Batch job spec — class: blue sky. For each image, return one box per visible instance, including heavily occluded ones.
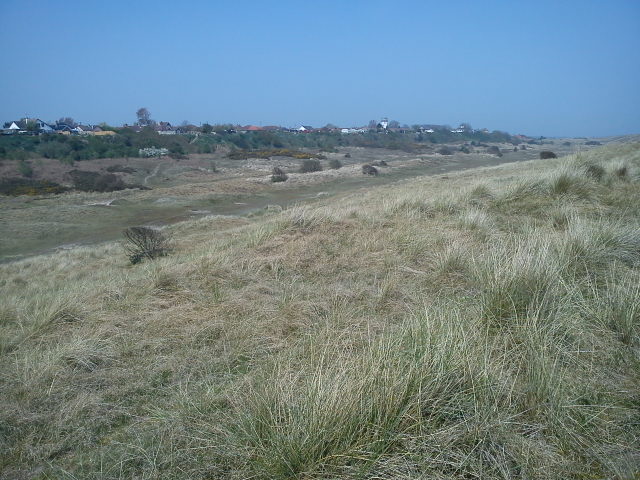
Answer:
[1,1,638,136]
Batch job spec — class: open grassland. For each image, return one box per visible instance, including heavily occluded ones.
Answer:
[1,143,639,479]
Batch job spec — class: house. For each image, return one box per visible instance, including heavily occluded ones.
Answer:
[155,122,176,135]
[3,121,21,134]
[238,125,264,133]
[4,118,55,134]
[297,125,313,132]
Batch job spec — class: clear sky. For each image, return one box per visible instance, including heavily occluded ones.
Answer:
[1,1,638,136]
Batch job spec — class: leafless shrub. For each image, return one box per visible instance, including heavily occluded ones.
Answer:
[123,227,170,264]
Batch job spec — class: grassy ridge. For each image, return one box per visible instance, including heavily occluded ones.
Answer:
[1,143,639,478]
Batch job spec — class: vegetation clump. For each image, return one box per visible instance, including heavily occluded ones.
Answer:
[228,148,324,160]
[487,145,502,157]
[68,169,126,192]
[540,150,557,159]
[271,166,288,182]
[362,164,378,175]
[122,226,170,264]
[0,177,68,196]
[299,159,322,173]
[328,158,342,169]
[105,165,136,174]
[437,147,454,155]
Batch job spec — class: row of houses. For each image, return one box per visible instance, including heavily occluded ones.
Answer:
[2,118,115,136]
[3,117,490,137]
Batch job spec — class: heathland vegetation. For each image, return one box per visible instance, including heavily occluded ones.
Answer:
[0,127,520,163]
[1,143,639,478]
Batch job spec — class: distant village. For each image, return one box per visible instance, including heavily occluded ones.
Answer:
[2,116,495,137]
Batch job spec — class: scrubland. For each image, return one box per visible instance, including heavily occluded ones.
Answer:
[1,143,639,479]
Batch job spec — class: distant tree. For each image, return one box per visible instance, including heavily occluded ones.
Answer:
[324,123,338,129]
[56,117,77,127]
[24,120,39,133]
[367,120,378,129]
[201,123,213,134]
[388,120,400,128]
[136,107,152,126]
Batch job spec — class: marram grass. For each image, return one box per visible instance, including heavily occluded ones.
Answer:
[1,143,639,479]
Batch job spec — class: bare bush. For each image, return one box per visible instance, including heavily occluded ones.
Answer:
[123,227,170,264]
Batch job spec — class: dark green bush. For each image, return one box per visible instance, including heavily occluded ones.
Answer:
[540,151,557,159]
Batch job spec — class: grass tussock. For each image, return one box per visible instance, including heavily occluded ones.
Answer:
[1,143,639,478]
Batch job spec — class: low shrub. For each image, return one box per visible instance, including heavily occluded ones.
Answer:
[299,159,322,173]
[0,178,68,196]
[69,170,126,192]
[228,149,323,160]
[540,151,557,159]
[271,166,288,182]
[372,160,388,167]
[487,146,502,157]
[362,164,378,176]
[122,226,170,264]
[18,160,33,177]
[437,147,453,155]
[585,140,601,146]
[328,159,342,169]
[344,153,351,158]
[106,165,136,174]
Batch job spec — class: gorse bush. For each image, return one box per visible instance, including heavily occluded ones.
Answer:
[0,177,68,196]
[122,226,170,264]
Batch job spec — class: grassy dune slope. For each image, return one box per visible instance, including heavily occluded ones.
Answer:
[1,144,639,479]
